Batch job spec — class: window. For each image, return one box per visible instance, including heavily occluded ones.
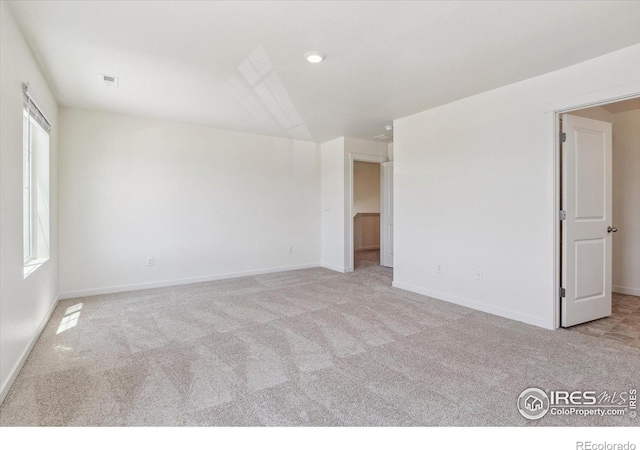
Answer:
[23,84,51,277]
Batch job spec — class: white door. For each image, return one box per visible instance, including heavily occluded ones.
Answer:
[380,162,394,268]
[562,114,613,327]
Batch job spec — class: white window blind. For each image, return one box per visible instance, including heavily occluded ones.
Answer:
[23,83,51,134]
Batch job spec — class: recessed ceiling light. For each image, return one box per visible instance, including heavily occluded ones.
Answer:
[385,125,393,131]
[304,51,325,64]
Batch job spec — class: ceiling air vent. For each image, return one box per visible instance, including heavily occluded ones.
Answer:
[102,74,119,87]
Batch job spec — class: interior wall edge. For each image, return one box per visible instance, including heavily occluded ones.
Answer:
[391,281,553,330]
[613,286,640,297]
[58,262,321,300]
[0,294,61,406]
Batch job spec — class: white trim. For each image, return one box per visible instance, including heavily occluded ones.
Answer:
[548,84,640,329]
[320,263,352,273]
[59,263,321,300]
[23,257,49,278]
[0,293,60,405]
[392,281,551,330]
[23,82,52,130]
[347,153,388,272]
[380,161,394,269]
[548,108,562,330]
[613,286,640,297]
[544,81,640,113]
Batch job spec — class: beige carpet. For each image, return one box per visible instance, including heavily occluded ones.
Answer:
[1,260,638,426]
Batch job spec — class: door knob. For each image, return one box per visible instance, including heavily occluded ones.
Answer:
[607,226,618,233]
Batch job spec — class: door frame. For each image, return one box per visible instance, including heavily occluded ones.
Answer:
[545,81,640,329]
[347,153,388,272]
[380,161,394,268]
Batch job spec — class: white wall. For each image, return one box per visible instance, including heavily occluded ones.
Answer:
[0,2,59,402]
[353,161,380,214]
[320,136,387,271]
[612,108,640,296]
[394,44,640,329]
[320,137,345,272]
[58,108,320,297]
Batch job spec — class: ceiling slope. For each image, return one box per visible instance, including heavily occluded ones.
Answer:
[8,1,640,142]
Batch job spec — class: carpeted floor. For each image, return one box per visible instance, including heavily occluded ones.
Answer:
[1,257,638,426]
[354,248,381,270]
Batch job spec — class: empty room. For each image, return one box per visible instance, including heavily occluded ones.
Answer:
[1,0,639,445]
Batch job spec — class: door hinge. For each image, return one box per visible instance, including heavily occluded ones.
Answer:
[560,210,567,220]
[560,287,566,298]
[560,132,566,143]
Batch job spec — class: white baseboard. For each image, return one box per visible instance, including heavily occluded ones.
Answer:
[613,285,640,297]
[391,280,552,330]
[320,263,348,273]
[59,262,321,300]
[0,293,60,405]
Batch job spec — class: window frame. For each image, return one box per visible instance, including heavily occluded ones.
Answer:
[22,84,51,276]
[23,109,35,265]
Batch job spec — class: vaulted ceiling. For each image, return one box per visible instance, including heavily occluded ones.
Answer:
[9,1,640,142]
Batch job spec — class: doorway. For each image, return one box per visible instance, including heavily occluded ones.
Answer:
[347,153,393,273]
[353,161,381,270]
[558,97,640,346]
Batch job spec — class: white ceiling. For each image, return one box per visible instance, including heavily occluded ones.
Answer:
[602,97,640,114]
[9,1,640,143]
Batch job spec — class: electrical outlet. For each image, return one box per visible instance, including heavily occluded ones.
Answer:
[436,264,443,273]
[475,269,483,281]
[147,257,154,267]
[288,246,294,254]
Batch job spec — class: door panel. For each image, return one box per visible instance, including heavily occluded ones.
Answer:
[562,114,612,327]
[575,130,606,219]
[574,239,605,300]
